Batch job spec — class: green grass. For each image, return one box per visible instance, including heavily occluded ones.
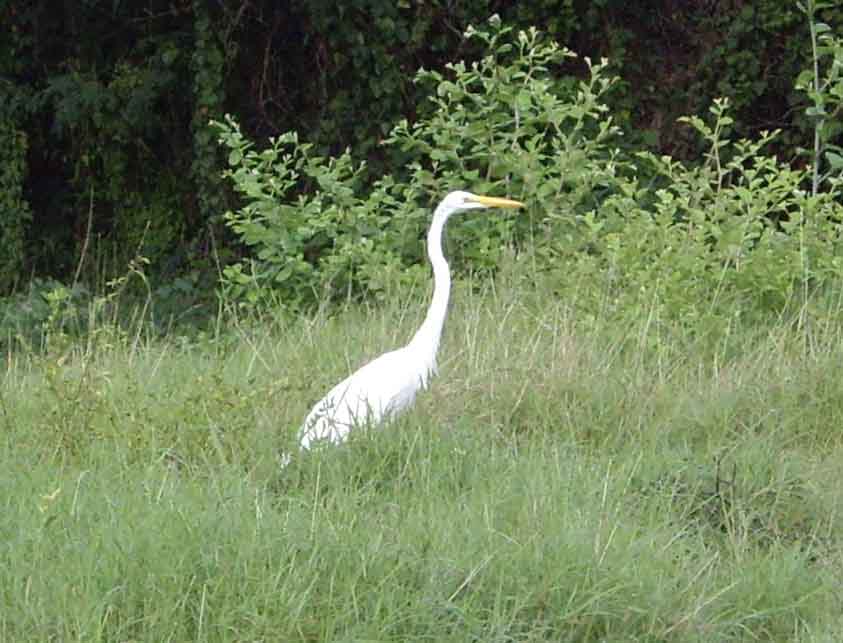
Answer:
[3,279,843,642]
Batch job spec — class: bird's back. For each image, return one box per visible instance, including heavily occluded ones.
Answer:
[298,344,436,449]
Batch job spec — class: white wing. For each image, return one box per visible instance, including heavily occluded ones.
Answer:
[298,345,434,450]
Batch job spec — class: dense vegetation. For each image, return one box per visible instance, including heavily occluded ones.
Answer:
[4,267,843,640]
[1,0,842,305]
[3,3,843,640]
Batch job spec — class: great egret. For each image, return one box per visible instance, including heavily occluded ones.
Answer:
[297,191,524,451]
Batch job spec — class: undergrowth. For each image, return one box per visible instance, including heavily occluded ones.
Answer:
[2,274,843,641]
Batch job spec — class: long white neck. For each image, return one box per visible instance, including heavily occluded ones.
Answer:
[408,206,452,363]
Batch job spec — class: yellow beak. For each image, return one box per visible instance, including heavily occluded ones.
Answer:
[468,195,525,209]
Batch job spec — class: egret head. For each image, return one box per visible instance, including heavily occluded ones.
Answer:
[439,190,525,215]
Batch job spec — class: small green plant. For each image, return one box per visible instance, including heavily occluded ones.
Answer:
[0,279,88,354]
[213,121,383,307]
[0,253,153,357]
[796,0,843,194]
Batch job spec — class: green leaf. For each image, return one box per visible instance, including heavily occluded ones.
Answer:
[515,91,532,112]
[825,151,843,169]
[795,69,814,89]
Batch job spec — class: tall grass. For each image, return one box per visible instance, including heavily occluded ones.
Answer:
[2,273,843,641]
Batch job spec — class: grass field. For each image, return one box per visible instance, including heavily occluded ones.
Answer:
[2,276,843,641]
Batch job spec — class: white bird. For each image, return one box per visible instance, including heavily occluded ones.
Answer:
[297,190,524,451]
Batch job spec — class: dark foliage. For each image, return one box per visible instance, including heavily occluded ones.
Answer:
[1,0,840,298]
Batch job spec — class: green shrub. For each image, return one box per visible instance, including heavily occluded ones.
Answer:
[552,98,843,325]
[796,0,843,194]
[214,16,620,308]
[215,15,843,328]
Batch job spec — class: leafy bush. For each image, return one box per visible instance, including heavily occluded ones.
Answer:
[216,15,843,327]
[0,255,154,355]
[553,99,843,327]
[214,16,620,308]
[796,0,843,194]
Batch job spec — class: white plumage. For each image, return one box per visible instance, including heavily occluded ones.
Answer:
[297,190,524,451]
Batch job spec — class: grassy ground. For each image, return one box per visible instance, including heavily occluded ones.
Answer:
[2,276,843,642]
